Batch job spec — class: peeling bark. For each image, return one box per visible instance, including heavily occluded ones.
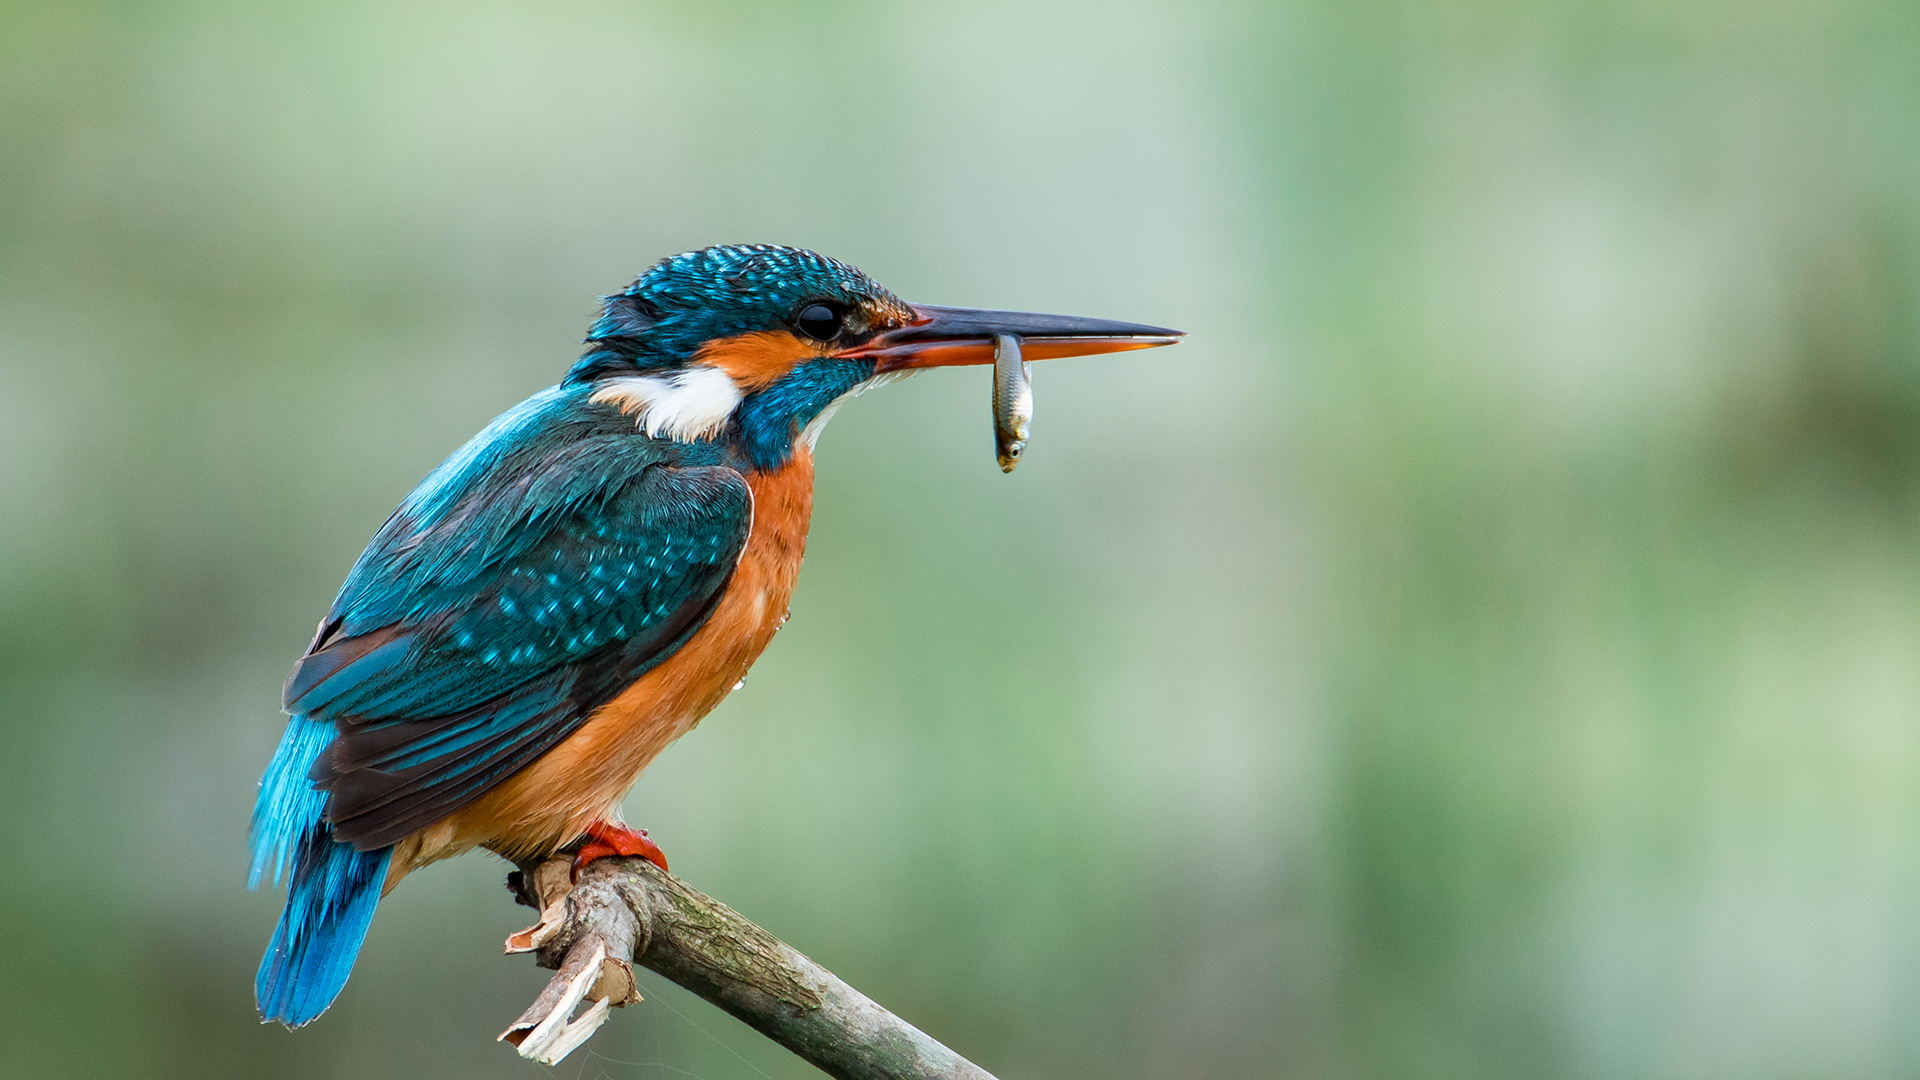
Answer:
[498,855,998,1080]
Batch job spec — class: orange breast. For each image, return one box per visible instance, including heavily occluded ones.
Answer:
[386,451,816,880]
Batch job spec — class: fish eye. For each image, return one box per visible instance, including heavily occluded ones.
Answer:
[794,303,842,342]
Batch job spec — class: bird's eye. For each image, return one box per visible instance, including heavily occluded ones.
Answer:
[795,303,842,342]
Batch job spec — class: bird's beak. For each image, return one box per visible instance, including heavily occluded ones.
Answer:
[838,305,1184,372]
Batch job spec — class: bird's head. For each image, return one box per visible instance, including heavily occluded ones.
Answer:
[566,244,1181,470]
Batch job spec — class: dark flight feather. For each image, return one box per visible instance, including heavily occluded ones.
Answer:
[282,388,752,851]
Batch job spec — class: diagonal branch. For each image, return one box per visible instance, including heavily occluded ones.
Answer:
[497,855,999,1080]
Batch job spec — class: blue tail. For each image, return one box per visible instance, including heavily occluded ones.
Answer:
[256,833,390,1026]
[251,716,391,1027]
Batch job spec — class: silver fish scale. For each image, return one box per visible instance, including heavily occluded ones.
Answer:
[992,333,1031,472]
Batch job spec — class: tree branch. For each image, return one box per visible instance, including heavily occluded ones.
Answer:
[497,855,1000,1079]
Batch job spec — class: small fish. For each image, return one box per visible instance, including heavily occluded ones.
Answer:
[992,333,1031,473]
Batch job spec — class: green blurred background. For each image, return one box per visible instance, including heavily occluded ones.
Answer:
[4,1,1920,1077]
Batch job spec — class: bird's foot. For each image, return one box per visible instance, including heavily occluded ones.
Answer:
[571,821,668,880]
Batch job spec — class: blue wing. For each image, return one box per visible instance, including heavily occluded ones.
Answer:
[282,412,752,852]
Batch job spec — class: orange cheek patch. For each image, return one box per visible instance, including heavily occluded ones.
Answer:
[695,330,820,391]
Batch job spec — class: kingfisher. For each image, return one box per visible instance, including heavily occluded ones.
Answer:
[249,243,1181,1026]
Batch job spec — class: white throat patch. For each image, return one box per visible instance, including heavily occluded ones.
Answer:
[798,371,909,451]
[591,365,743,442]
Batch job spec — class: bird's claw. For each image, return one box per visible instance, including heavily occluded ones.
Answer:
[571,821,668,881]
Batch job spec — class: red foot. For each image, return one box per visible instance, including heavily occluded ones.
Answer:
[571,820,669,881]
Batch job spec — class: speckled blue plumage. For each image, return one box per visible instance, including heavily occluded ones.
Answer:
[261,381,753,841]
[251,383,751,1024]
[252,244,896,1027]
[574,245,897,469]
[571,243,905,381]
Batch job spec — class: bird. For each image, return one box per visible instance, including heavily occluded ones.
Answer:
[248,243,1181,1027]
